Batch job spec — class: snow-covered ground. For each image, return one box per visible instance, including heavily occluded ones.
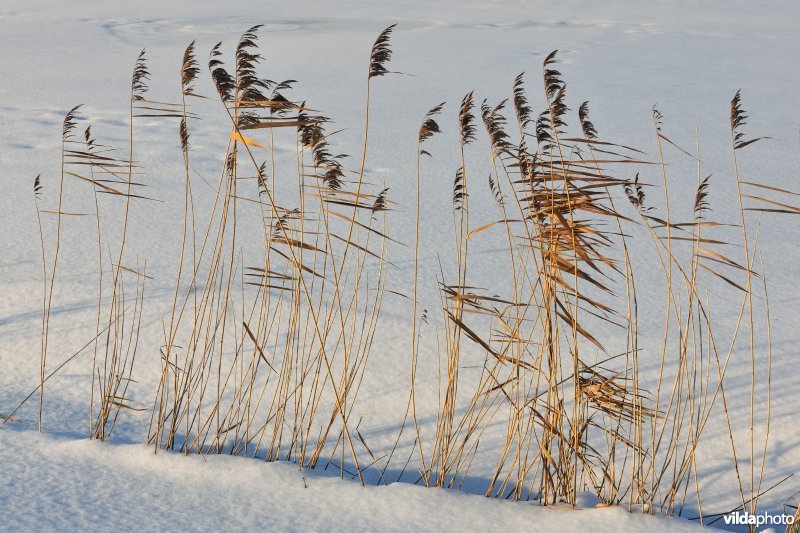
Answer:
[1,0,799,531]
[2,430,706,532]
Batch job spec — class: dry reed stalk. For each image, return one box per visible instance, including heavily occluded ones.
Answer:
[39,105,82,432]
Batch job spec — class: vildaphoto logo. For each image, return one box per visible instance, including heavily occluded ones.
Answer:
[722,510,795,527]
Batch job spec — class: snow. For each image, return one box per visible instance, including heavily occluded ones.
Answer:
[0,430,702,532]
[1,0,799,531]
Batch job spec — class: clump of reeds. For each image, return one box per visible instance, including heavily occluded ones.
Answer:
[10,24,799,530]
[142,25,397,486]
[397,51,796,527]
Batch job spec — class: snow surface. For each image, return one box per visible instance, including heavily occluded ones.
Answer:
[1,0,799,531]
[1,430,705,532]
